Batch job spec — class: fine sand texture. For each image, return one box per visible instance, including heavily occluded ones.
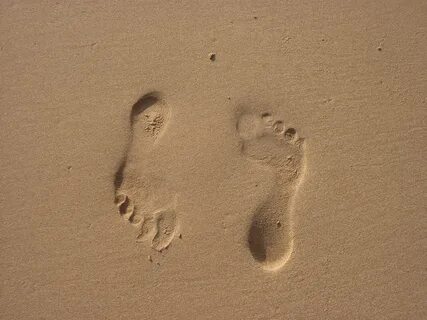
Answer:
[1,1,426,319]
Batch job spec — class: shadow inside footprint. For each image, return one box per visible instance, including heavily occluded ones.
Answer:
[114,158,126,190]
[248,219,267,262]
[130,93,159,124]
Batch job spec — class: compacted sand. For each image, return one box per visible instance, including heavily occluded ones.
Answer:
[1,1,426,319]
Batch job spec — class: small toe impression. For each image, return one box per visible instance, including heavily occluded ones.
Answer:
[272,120,285,135]
[116,194,134,217]
[284,127,297,142]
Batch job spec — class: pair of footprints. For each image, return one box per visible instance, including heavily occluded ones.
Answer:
[114,92,305,271]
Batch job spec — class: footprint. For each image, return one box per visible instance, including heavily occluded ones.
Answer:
[237,111,306,271]
[114,92,178,252]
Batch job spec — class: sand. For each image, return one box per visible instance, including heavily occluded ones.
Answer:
[1,1,426,319]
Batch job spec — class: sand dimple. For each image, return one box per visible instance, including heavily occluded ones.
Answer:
[114,92,179,253]
[237,111,306,271]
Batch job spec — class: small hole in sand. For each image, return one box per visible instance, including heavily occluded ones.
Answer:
[284,128,296,140]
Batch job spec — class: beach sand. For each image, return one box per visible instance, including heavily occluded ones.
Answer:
[1,1,426,319]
